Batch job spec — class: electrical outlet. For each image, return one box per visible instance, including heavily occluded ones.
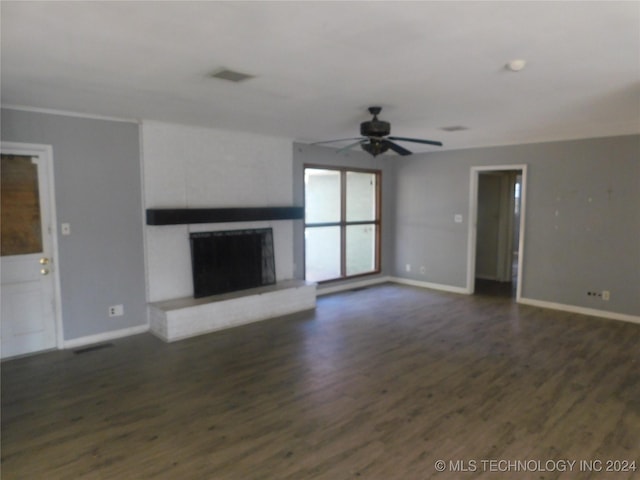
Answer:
[420,266,426,275]
[587,290,610,301]
[405,264,411,272]
[108,304,123,317]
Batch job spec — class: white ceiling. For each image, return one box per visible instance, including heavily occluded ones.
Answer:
[2,1,639,152]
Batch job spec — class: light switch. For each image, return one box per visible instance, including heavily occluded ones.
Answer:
[61,223,71,236]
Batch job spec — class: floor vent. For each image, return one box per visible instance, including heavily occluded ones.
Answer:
[73,343,114,355]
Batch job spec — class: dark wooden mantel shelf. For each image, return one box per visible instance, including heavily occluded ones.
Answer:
[146,207,305,225]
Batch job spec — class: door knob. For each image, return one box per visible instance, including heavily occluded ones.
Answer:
[40,268,50,275]
[39,257,49,265]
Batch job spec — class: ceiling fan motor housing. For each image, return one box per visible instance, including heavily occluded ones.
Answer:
[360,119,390,137]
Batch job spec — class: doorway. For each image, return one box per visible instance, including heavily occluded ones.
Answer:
[467,165,526,300]
[1,142,61,359]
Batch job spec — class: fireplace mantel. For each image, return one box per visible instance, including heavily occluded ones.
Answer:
[146,207,304,225]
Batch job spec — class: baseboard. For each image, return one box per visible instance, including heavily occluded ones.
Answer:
[518,297,640,325]
[317,276,391,296]
[390,277,470,295]
[63,324,150,350]
[59,295,637,349]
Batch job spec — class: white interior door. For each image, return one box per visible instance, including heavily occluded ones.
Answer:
[1,145,58,359]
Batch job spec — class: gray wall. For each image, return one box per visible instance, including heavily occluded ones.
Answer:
[293,143,396,289]
[393,134,640,317]
[5,107,634,342]
[1,108,147,340]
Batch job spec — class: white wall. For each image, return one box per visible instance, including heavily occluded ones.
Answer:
[142,121,295,302]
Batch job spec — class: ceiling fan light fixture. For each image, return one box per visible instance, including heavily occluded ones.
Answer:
[361,139,389,157]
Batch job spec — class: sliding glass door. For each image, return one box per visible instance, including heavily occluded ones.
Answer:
[304,166,380,283]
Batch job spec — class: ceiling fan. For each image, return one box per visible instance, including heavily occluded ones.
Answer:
[313,106,443,157]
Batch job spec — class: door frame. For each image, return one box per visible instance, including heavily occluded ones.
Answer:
[466,164,527,301]
[1,141,63,351]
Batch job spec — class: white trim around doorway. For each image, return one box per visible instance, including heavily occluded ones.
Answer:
[1,141,64,350]
[467,164,528,301]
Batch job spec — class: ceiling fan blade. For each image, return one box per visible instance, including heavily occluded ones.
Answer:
[311,137,364,145]
[337,139,367,154]
[388,136,443,147]
[383,140,412,156]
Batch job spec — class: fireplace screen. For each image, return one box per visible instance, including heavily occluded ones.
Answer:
[190,228,276,298]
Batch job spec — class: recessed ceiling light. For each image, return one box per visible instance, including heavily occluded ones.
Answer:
[506,59,527,72]
[440,125,469,132]
[209,68,255,83]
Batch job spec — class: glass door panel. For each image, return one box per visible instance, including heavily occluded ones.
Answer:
[346,224,376,276]
[1,155,43,256]
[305,168,341,223]
[346,171,377,222]
[305,226,341,282]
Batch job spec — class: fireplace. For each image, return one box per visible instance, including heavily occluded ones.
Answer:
[189,228,276,298]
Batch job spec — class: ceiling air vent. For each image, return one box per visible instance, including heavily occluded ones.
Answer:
[440,126,469,132]
[209,68,255,83]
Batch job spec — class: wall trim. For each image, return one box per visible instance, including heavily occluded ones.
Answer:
[2,105,139,124]
[59,291,638,348]
[467,164,528,301]
[389,277,470,295]
[317,276,476,297]
[317,276,391,296]
[518,297,640,325]
[63,324,149,350]
[319,279,640,326]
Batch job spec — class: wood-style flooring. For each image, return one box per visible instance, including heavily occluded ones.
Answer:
[2,284,639,479]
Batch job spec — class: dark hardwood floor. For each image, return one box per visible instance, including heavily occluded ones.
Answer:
[474,278,516,298]
[2,284,639,479]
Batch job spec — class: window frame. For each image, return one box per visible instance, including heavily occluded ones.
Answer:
[303,164,382,283]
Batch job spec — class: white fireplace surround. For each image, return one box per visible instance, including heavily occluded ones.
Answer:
[142,122,314,341]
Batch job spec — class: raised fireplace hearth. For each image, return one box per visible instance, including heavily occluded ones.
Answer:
[149,280,316,342]
[148,225,316,342]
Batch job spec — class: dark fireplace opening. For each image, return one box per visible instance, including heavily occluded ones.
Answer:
[190,228,276,298]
